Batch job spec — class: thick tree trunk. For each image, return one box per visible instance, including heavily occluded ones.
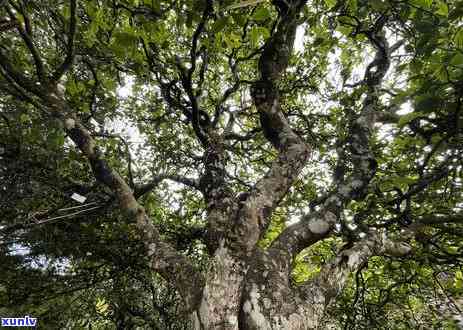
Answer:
[193,242,247,329]
[190,228,410,330]
[190,244,327,330]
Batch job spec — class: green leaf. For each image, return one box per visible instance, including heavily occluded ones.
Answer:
[232,12,247,26]
[415,94,442,113]
[432,63,448,81]
[249,27,260,48]
[370,0,387,11]
[412,0,432,8]
[415,20,435,33]
[430,134,441,144]
[223,32,241,49]
[450,53,463,66]
[47,129,65,148]
[447,246,459,254]
[249,26,269,47]
[324,0,337,9]
[435,1,448,16]
[85,2,98,18]
[20,113,29,123]
[54,133,65,147]
[391,176,416,187]
[96,297,109,314]
[152,23,168,44]
[456,278,463,290]
[454,29,463,48]
[398,111,424,127]
[148,0,161,12]
[83,20,99,47]
[113,31,138,48]
[253,6,270,21]
[325,0,337,9]
[337,25,352,36]
[347,0,357,12]
[211,17,228,33]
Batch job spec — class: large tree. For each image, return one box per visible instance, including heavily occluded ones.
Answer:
[1,0,463,328]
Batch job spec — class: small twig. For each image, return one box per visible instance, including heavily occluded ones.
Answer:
[52,0,77,82]
[6,3,46,82]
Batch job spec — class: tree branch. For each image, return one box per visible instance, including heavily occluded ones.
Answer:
[242,228,410,329]
[416,212,463,225]
[270,17,394,260]
[134,174,200,199]
[296,229,411,325]
[269,211,337,259]
[232,0,311,251]
[212,54,241,128]
[0,49,45,98]
[176,0,213,147]
[56,112,204,310]
[52,0,77,82]
[0,57,206,310]
[6,3,46,82]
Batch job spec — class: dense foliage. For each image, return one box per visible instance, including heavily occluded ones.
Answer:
[1,0,462,329]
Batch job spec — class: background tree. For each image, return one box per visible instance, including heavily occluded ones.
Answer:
[1,0,462,328]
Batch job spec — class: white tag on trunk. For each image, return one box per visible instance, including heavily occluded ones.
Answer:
[71,193,86,203]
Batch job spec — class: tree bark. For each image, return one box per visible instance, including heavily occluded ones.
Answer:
[190,228,410,330]
[188,5,406,329]
[0,2,419,329]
